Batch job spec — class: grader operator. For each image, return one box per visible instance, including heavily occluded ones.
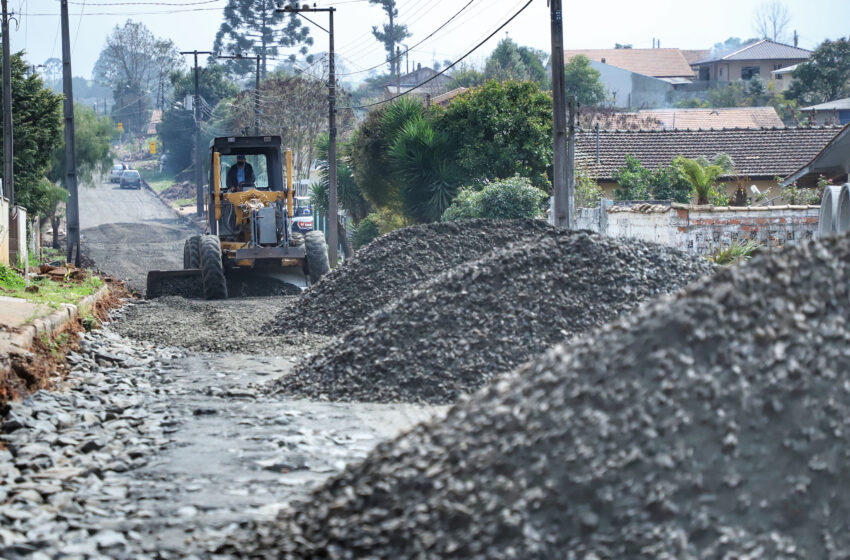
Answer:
[146,136,329,299]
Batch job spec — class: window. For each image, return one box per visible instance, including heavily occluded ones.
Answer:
[741,66,760,80]
[219,154,270,190]
[774,64,784,79]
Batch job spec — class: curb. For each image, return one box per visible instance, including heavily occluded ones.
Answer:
[0,285,111,361]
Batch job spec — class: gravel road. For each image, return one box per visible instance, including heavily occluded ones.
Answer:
[79,176,199,293]
[0,167,445,558]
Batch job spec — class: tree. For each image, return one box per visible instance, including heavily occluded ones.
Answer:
[712,37,760,56]
[369,0,411,77]
[0,50,63,217]
[315,134,371,225]
[613,156,692,203]
[158,64,239,174]
[676,157,725,205]
[151,39,183,110]
[753,1,791,42]
[484,38,547,86]
[450,63,485,88]
[46,105,113,247]
[213,0,313,80]
[788,38,850,105]
[437,80,553,189]
[94,20,166,133]
[564,55,606,106]
[389,115,460,223]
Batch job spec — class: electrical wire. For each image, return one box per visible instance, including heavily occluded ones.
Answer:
[342,0,532,110]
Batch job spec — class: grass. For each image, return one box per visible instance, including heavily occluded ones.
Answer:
[175,197,196,207]
[709,239,763,266]
[138,167,175,193]
[0,263,103,307]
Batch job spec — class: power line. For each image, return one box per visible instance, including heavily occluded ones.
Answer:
[72,0,85,52]
[337,0,475,78]
[344,0,532,110]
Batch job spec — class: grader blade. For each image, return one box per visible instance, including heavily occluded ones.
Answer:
[145,269,202,299]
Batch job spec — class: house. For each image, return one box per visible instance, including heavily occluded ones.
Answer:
[563,48,697,81]
[431,87,468,107]
[801,98,850,126]
[681,49,711,65]
[575,126,842,199]
[770,63,799,91]
[383,64,454,100]
[784,122,850,186]
[690,39,810,85]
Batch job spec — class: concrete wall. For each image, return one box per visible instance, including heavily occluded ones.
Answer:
[578,202,818,256]
[8,206,27,266]
[590,60,673,109]
[0,198,8,266]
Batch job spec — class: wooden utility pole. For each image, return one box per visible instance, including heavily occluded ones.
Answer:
[60,0,81,266]
[180,50,213,218]
[1,0,14,205]
[549,0,572,228]
[566,95,576,222]
[279,4,338,267]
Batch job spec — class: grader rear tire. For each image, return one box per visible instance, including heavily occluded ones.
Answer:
[200,235,228,300]
[183,235,201,269]
[305,230,330,285]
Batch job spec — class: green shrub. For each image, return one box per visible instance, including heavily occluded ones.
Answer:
[353,215,380,250]
[442,176,547,221]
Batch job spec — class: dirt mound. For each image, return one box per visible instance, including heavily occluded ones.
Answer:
[274,231,713,404]
[231,233,850,559]
[160,181,195,201]
[267,219,556,336]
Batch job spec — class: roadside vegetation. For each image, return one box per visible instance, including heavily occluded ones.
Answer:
[0,263,103,307]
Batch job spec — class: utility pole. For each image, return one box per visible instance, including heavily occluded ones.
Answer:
[60,0,81,265]
[549,0,572,228]
[180,50,213,218]
[566,95,576,223]
[217,53,261,136]
[1,0,14,205]
[396,46,401,94]
[279,4,338,267]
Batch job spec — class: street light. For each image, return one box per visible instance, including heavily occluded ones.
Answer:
[217,52,261,136]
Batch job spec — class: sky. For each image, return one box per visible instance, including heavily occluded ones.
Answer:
[10,0,850,83]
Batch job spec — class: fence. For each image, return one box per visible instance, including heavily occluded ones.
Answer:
[577,199,819,256]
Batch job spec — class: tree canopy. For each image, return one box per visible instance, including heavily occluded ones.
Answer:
[0,50,63,217]
[788,38,850,105]
[484,38,548,86]
[369,0,411,77]
[214,0,313,80]
[564,54,607,106]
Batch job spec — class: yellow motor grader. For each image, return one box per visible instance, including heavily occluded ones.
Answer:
[146,136,329,299]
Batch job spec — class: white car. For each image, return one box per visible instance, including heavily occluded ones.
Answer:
[109,164,127,183]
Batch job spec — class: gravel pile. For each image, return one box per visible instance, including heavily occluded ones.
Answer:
[268,219,556,336]
[274,231,713,403]
[230,233,850,559]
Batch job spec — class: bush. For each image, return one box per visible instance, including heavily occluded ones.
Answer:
[353,215,380,250]
[442,176,547,221]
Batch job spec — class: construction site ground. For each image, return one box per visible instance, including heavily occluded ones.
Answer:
[0,173,444,558]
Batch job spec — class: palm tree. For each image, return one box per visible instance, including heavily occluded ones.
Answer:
[677,157,725,205]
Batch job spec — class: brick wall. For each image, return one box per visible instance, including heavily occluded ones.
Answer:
[578,202,819,255]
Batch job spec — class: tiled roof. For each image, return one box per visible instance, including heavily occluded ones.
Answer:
[636,107,784,130]
[693,39,811,65]
[563,48,695,78]
[431,87,468,106]
[681,49,711,64]
[575,127,842,180]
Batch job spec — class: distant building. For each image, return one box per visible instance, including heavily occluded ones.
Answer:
[784,122,850,187]
[690,40,810,85]
[635,107,784,130]
[770,63,800,91]
[801,98,850,126]
[431,87,468,107]
[563,48,697,82]
[575,126,842,199]
[383,64,454,100]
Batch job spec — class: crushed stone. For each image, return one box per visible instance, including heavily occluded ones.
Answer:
[226,233,850,559]
[267,219,557,336]
[113,297,331,355]
[274,230,714,403]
